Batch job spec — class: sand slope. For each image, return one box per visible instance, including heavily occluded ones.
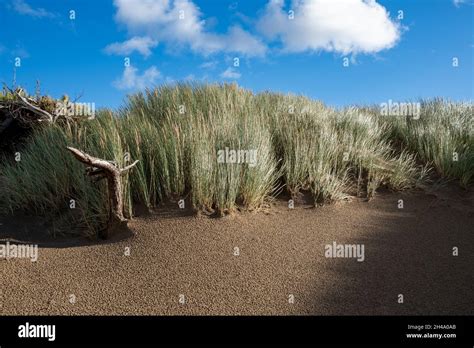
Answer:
[1,187,473,315]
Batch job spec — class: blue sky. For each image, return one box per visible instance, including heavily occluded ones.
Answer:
[0,0,472,109]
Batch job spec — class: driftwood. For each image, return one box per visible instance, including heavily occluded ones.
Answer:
[66,147,139,239]
[0,85,84,137]
[0,89,53,137]
[15,91,54,123]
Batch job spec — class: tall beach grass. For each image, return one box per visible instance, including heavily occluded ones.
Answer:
[0,84,471,236]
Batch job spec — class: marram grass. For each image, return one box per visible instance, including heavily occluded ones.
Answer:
[0,84,471,237]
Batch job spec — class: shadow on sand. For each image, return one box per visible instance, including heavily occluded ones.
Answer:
[0,201,198,248]
[309,189,474,315]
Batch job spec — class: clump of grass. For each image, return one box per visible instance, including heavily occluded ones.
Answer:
[379,99,473,187]
[1,116,104,237]
[260,96,423,203]
[0,84,469,237]
[119,83,280,215]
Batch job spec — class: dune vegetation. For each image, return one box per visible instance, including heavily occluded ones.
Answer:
[0,83,472,237]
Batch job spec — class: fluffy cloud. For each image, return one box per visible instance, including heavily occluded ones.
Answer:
[109,0,402,62]
[225,26,267,57]
[12,0,55,18]
[104,36,158,58]
[453,0,470,6]
[220,67,241,79]
[113,65,161,90]
[112,0,266,57]
[257,0,401,55]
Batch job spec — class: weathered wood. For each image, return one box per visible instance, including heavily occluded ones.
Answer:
[15,91,54,122]
[66,147,139,239]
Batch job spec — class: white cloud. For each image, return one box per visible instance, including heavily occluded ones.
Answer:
[226,26,267,57]
[453,0,471,6]
[12,0,55,18]
[220,67,241,79]
[104,36,158,58]
[112,0,266,57]
[110,0,402,61]
[113,65,161,90]
[256,0,401,55]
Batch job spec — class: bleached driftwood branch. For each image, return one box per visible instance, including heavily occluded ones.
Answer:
[15,90,54,123]
[66,146,139,239]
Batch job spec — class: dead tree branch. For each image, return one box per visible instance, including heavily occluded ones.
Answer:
[15,91,54,123]
[66,146,139,239]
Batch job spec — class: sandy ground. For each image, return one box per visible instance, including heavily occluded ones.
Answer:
[0,186,473,315]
